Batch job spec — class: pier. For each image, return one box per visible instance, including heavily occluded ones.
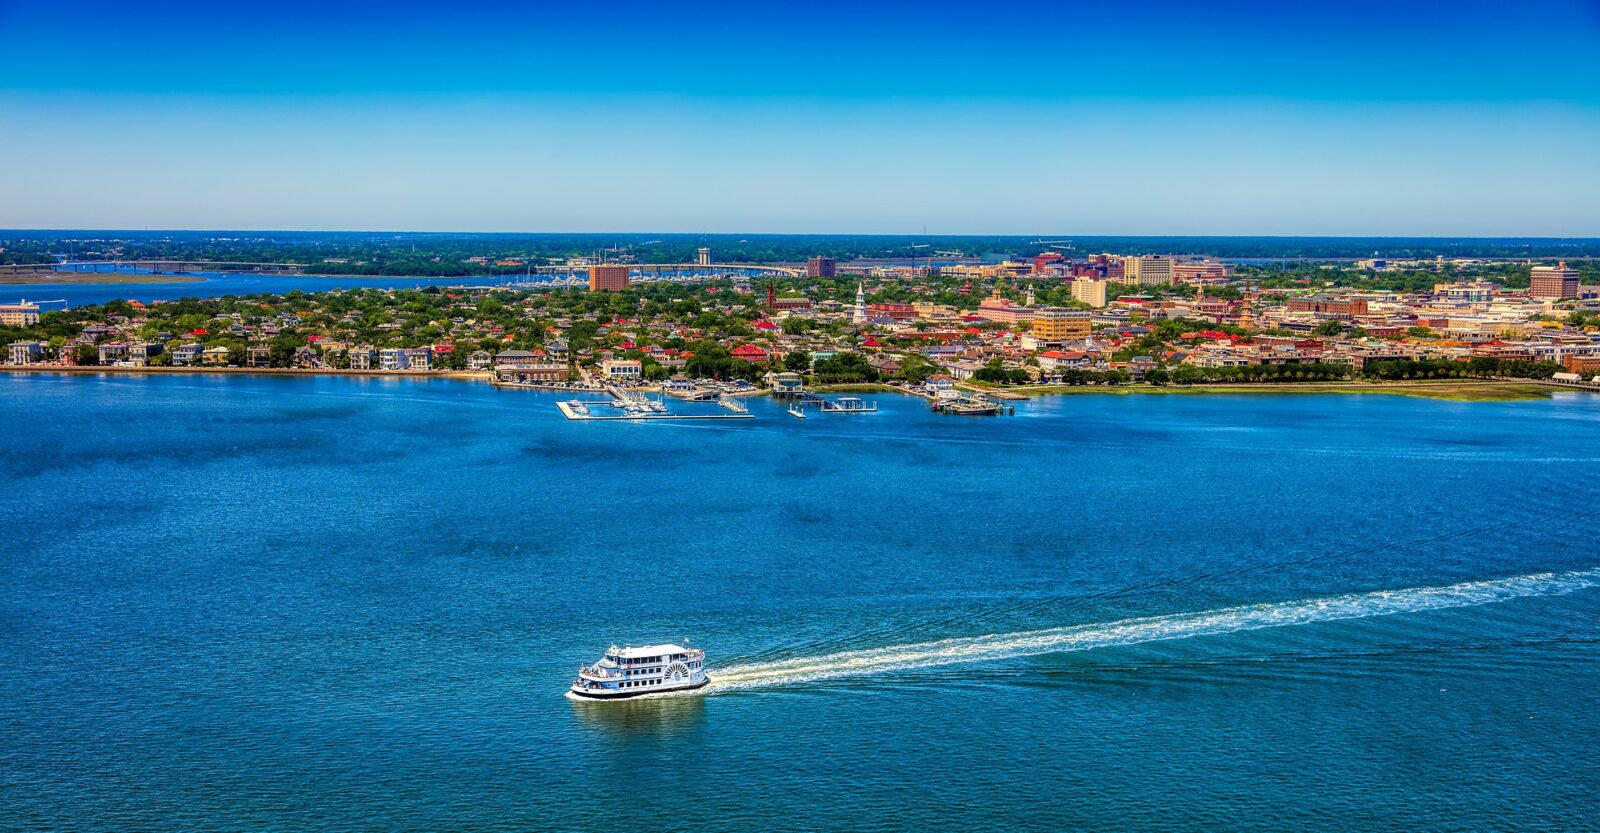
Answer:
[557,400,754,421]
[931,393,1015,416]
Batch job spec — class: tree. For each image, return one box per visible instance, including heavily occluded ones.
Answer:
[783,350,811,373]
[1313,319,1346,337]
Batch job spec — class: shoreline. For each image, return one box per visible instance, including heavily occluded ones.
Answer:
[0,367,1579,401]
[981,379,1566,402]
[1,365,490,381]
[0,271,205,285]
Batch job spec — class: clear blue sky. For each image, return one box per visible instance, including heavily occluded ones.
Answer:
[2,0,1597,235]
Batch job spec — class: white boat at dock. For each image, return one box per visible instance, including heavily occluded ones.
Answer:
[820,396,876,413]
[568,643,709,700]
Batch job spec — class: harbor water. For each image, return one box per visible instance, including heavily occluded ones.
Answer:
[2,373,1598,832]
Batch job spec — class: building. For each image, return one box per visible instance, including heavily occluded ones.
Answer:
[97,342,130,364]
[128,342,164,366]
[0,301,41,327]
[379,348,410,370]
[975,288,1035,324]
[868,303,918,321]
[730,344,769,363]
[1031,252,1065,274]
[696,247,711,267]
[171,343,204,365]
[589,264,631,292]
[600,358,642,381]
[1030,308,1093,342]
[1286,296,1370,318]
[8,341,43,364]
[807,257,837,278]
[1530,263,1580,299]
[769,371,805,396]
[1124,256,1175,286]
[1070,278,1109,308]
[852,282,866,324]
[494,350,569,383]
[1173,261,1233,282]
[202,345,233,366]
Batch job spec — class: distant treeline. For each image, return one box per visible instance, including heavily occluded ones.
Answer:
[5,231,1600,272]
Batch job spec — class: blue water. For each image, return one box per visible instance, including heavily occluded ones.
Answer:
[3,373,1598,832]
[0,271,484,307]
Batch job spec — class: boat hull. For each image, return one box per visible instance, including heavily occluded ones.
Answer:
[567,677,711,700]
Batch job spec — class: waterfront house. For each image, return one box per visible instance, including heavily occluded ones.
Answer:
[202,346,232,366]
[129,342,164,366]
[467,350,493,371]
[768,371,805,396]
[171,343,204,366]
[8,341,44,365]
[379,348,409,371]
[600,358,642,382]
[246,344,271,367]
[98,342,131,364]
[348,346,377,370]
[405,348,433,371]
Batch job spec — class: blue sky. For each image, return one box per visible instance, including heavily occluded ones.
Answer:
[2,0,1598,234]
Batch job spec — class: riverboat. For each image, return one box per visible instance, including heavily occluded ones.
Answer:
[568,643,710,700]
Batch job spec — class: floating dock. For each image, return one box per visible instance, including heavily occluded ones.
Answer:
[557,400,754,421]
[931,394,1015,416]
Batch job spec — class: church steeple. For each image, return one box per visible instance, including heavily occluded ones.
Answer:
[853,282,866,324]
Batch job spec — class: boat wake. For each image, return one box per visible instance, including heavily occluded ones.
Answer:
[706,567,1600,693]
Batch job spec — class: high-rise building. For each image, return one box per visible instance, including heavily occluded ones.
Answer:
[1124,256,1175,286]
[589,264,631,292]
[1070,278,1108,308]
[1030,307,1092,341]
[0,300,41,327]
[1530,262,1579,299]
[696,247,711,266]
[807,257,837,278]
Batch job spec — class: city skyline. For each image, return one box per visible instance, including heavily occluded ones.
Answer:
[2,0,1599,234]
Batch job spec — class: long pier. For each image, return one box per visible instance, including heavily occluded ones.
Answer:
[556,400,753,421]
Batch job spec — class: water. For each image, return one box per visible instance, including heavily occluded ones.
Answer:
[2,373,1598,832]
[0,271,489,307]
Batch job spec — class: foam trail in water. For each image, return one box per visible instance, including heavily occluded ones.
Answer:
[707,568,1600,692]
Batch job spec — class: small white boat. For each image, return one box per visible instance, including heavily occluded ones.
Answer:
[569,643,710,700]
[788,406,807,419]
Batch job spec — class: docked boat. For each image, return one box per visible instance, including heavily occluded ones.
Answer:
[821,396,876,413]
[568,643,710,700]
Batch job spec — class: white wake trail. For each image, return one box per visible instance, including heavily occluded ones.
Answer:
[707,568,1600,692]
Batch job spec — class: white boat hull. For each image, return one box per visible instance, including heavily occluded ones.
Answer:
[567,677,711,700]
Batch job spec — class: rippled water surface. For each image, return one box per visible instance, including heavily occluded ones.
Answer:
[3,373,1598,832]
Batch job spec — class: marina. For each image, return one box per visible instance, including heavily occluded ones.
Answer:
[557,398,754,420]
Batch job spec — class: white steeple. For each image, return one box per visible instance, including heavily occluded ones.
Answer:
[853,282,866,324]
